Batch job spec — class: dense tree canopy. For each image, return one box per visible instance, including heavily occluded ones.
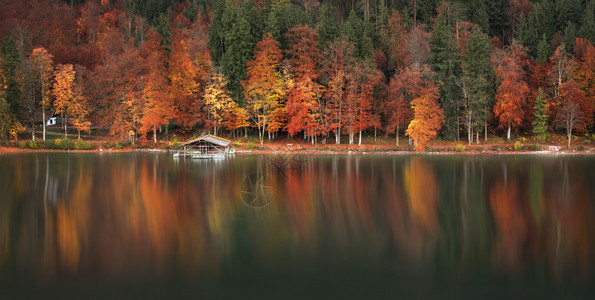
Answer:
[0,0,592,149]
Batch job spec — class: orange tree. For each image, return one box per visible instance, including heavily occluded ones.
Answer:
[406,84,444,151]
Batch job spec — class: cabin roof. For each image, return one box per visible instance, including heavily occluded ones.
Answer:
[181,134,232,147]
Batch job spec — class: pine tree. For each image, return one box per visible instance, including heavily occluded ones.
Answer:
[537,34,551,64]
[532,88,548,141]
[317,3,341,48]
[1,37,22,119]
[578,2,595,42]
[431,15,460,140]
[460,28,492,145]
[342,10,374,59]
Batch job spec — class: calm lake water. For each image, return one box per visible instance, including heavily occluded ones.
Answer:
[0,153,594,299]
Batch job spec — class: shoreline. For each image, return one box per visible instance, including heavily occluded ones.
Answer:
[1,146,593,155]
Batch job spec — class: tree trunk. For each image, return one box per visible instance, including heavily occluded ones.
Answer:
[468,119,472,146]
[78,129,80,140]
[42,108,46,141]
[335,127,340,144]
[65,115,68,139]
[476,131,479,144]
[358,130,362,146]
[484,121,487,141]
[153,127,157,145]
[567,128,572,148]
[396,124,399,146]
[507,125,511,140]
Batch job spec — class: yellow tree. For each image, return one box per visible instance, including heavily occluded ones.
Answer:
[70,69,90,140]
[204,72,237,136]
[52,64,76,138]
[30,47,54,141]
[406,84,444,151]
[243,34,285,146]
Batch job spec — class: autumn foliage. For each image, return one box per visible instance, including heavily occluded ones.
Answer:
[406,84,444,151]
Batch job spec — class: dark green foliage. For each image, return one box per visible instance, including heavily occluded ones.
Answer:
[487,0,509,40]
[218,0,263,103]
[532,88,548,141]
[342,10,374,59]
[183,0,207,23]
[208,0,226,64]
[555,0,582,31]
[431,16,461,140]
[1,37,22,118]
[578,1,595,42]
[527,0,556,56]
[460,28,492,142]
[563,22,576,54]
[317,3,341,48]
[515,13,529,47]
[468,0,489,34]
[266,0,310,49]
[125,0,180,25]
[155,13,172,54]
[537,34,551,64]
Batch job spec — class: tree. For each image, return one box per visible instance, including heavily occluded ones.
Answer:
[267,0,309,49]
[70,65,90,140]
[460,28,492,145]
[243,34,285,146]
[322,36,354,144]
[1,37,22,123]
[431,15,461,140]
[342,10,374,59]
[316,3,341,48]
[285,25,325,144]
[386,67,423,146]
[29,48,54,141]
[168,35,205,129]
[203,72,237,136]
[52,64,76,138]
[406,84,444,151]
[492,40,529,140]
[532,88,548,141]
[555,101,583,148]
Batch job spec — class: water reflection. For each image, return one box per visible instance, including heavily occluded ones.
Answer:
[0,153,593,296]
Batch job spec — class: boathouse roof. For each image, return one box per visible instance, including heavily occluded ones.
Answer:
[181,134,232,147]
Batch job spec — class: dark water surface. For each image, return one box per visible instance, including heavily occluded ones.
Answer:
[0,153,594,299]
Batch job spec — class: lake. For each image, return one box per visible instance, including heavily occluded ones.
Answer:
[0,153,594,299]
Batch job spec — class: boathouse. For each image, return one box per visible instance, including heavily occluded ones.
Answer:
[180,134,232,155]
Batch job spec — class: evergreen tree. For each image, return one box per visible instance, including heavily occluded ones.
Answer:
[537,34,551,64]
[317,3,341,48]
[527,0,556,57]
[208,0,226,65]
[515,13,529,47]
[563,22,576,54]
[578,2,595,42]
[431,15,460,140]
[155,13,172,54]
[487,0,509,40]
[220,1,261,103]
[532,88,548,141]
[266,0,310,49]
[1,37,22,119]
[460,28,492,145]
[342,10,374,59]
[468,0,489,34]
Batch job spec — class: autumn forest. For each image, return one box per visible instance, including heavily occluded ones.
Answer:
[0,0,594,150]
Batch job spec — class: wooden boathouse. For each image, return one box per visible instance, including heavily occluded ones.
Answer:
[178,134,232,158]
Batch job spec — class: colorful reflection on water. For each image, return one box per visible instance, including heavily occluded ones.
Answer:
[0,153,593,298]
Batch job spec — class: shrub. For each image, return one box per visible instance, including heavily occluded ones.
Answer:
[246,142,255,150]
[454,143,466,152]
[18,141,27,149]
[359,145,367,152]
[234,141,242,148]
[115,141,125,149]
[28,140,38,149]
[577,145,585,151]
[75,140,94,150]
[54,138,75,150]
[529,144,541,151]
[514,141,522,151]
[171,136,179,147]
[476,146,484,152]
